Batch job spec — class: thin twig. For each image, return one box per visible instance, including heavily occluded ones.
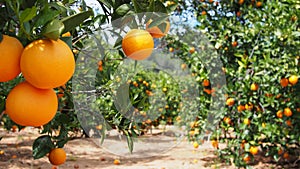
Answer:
[0,110,5,121]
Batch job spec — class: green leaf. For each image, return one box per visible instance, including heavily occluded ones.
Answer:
[43,19,65,40]
[19,6,37,23]
[153,1,167,13]
[115,4,131,16]
[97,0,113,8]
[34,7,61,28]
[147,15,169,28]
[60,36,73,49]
[61,10,94,33]
[32,135,55,159]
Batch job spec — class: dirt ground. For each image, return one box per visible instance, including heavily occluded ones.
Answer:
[0,127,296,169]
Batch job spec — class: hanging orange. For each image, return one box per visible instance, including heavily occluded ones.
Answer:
[122,29,154,60]
[20,39,75,89]
[6,81,58,127]
[48,148,67,166]
[0,35,24,82]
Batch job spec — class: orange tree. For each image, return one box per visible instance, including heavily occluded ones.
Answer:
[176,0,300,167]
[0,0,182,164]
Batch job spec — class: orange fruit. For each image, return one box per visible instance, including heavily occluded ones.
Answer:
[211,140,218,148]
[202,79,210,87]
[283,152,289,159]
[122,29,154,60]
[61,32,71,37]
[169,47,174,52]
[6,81,58,127]
[204,89,212,94]
[262,122,266,128]
[226,98,235,106]
[245,103,253,110]
[278,148,283,155]
[238,0,244,5]
[193,142,199,148]
[256,1,262,7]
[236,11,241,17]
[223,117,231,124]
[243,155,251,163]
[286,120,292,126]
[189,47,195,54]
[113,159,120,165]
[146,19,170,38]
[11,125,18,132]
[249,146,258,155]
[232,41,238,47]
[0,35,24,82]
[250,83,259,91]
[181,63,187,69]
[20,39,75,89]
[276,110,283,118]
[280,78,289,87]
[288,75,298,85]
[237,105,245,112]
[201,11,207,15]
[48,148,66,166]
[284,108,292,117]
[243,118,250,125]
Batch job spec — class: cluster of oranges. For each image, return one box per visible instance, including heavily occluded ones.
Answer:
[0,34,74,166]
[121,19,170,60]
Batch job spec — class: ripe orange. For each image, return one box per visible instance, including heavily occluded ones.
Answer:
[146,19,170,38]
[245,103,253,110]
[169,47,174,52]
[237,105,245,112]
[226,98,235,106]
[0,35,24,82]
[256,1,262,7]
[249,146,258,155]
[61,32,71,37]
[276,110,283,118]
[283,152,289,159]
[283,108,292,117]
[286,120,292,126]
[113,159,120,165]
[238,0,244,5]
[181,63,187,69]
[288,75,298,85]
[11,125,18,132]
[211,140,218,148]
[20,39,75,89]
[280,78,289,87]
[278,148,283,155]
[232,41,238,47]
[193,142,199,148]
[201,11,207,15]
[6,81,58,127]
[223,117,231,124]
[202,79,210,87]
[243,118,250,125]
[204,89,212,94]
[236,11,241,17]
[243,155,251,163]
[250,83,259,91]
[48,148,66,166]
[122,29,154,60]
[189,47,195,54]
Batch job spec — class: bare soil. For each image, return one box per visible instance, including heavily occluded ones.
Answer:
[0,127,298,169]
